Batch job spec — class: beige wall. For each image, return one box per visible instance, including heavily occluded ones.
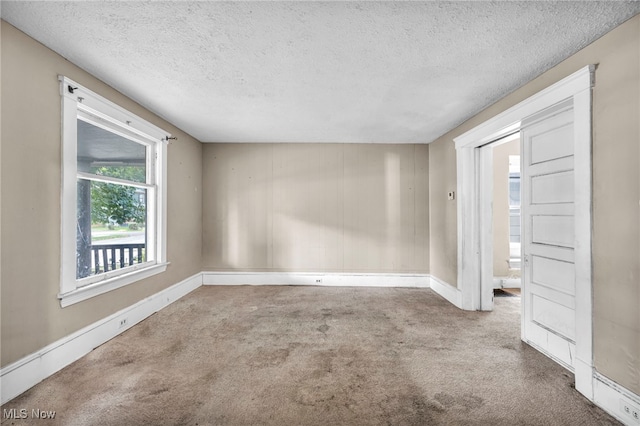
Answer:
[428,15,640,393]
[0,22,203,367]
[493,139,520,277]
[428,136,457,286]
[203,143,429,273]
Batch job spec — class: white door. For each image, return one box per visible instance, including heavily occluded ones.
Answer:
[521,100,576,371]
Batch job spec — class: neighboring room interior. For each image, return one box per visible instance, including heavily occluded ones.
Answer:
[1,7,639,425]
[492,134,522,291]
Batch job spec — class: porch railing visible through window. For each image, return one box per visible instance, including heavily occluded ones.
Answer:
[89,243,146,275]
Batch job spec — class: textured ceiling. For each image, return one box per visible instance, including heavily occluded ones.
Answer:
[2,1,639,144]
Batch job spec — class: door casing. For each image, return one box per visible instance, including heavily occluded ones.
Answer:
[453,65,595,400]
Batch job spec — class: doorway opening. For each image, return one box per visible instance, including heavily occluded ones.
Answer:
[490,133,521,301]
[480,133,523,305]
[453,65,595,399]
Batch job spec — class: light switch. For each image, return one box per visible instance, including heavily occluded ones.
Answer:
[447,191,455,201]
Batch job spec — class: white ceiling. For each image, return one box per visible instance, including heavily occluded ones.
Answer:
[2,1,639,144]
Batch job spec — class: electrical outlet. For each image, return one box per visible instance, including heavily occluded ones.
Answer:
[118,318,128,329]
[315,278,322,283]
[620,399,640,424]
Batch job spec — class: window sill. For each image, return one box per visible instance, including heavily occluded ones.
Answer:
[58,262,169,308]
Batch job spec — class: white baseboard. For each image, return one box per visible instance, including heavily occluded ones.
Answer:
[0,272,203,405]
[493,276,522,289]
[429,275,463,308]
[593,372,640,426]
[202,271,429,288]
[574,358,594,400]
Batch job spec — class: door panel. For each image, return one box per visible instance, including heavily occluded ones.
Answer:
[530,122,573,164]
[531,215,574,247]
[531,256,576,295]
[530,285,575,310]
[522,104,576,371]
[531,172,574,204]
[531,294,576,340]
[547,331,576,367]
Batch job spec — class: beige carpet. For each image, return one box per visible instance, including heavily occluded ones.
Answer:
[1,286,619,425]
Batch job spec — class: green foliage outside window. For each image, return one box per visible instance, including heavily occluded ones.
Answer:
[90,166,146,226]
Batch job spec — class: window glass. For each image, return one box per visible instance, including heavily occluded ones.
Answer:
[75,119,150,281]
[509,173,520,206]
[508,155,521,244]
[77,119,146,183]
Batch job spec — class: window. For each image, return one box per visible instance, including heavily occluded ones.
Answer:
[508,155,521,260]
[59,76,168,307]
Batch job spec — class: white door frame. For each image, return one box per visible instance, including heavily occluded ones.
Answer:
[453,65,595,400]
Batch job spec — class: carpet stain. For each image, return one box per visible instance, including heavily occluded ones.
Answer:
[199,368,219,383]
[114,357,135,367]
[148,386,170,396]
[309,349,336,378]
[131,370,173,403]
[288,309,302,318]
[247,347,291,368]
[430,392,484,415]
[427,345,452,352]
[379,390,440,425]
[135,321,153,338]
[434,392,456,408]
[294,386,337,406]
[459,393,485,410]
[317,324,330,333]
[321,308,333,318]
[164,339,185,355]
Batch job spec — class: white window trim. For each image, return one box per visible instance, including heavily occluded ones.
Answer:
[59,76,169,307]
